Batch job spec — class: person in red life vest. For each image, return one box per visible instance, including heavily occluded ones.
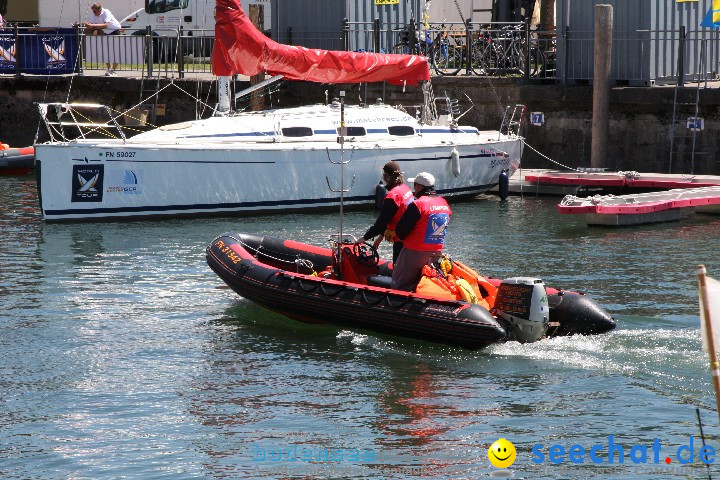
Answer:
[391,172,452,292]
[355,161,414,263]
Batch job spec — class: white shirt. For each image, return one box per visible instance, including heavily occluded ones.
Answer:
[87,8,121,34]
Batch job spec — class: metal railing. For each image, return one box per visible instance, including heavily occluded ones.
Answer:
[557,27,719,86]
[0,25,215,78]
[1,22,717,85]
[341,19,718,85]
[343,19,556,80]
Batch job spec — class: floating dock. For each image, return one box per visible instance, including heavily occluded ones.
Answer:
[557,186,720,226]
[504,169,720,196]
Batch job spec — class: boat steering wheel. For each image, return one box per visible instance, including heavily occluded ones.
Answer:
[353,242,379,267]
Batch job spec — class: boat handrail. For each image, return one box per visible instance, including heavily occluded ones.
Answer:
[37,102,137,143]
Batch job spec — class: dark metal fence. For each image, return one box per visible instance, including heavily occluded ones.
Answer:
[343,18,718,85]
[1,21,717,85]
[344,19,556,81]
[0,25,215,78]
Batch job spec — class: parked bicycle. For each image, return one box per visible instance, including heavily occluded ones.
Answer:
[392,23,465,76]
[472,24,545,77]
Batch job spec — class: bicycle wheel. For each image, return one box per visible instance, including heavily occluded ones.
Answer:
[529,44,546,77]
[499,42,521,74]
[432,35,463,76]
[516,43,546,77]
[472,40,499,75]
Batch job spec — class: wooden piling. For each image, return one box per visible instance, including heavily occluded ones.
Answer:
[591,4,613,169]
[249,5,265,112]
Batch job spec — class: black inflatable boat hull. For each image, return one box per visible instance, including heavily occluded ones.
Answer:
[207,233,615,349]
[207,233,507,349]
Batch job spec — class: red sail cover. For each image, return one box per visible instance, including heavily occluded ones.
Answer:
[212,0,430,85]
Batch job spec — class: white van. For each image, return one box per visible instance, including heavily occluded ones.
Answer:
[120,0,272,36]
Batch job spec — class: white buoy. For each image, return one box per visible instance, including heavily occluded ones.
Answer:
[451,147,460,177]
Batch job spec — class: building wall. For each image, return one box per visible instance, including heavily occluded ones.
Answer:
[425,0,492,25]
[556,0,717,84]
[271,0,423,51]
[271,0,346,49]
[36,0,143,27]
[4,0,39,23]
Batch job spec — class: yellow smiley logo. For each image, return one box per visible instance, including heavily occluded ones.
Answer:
[488,438,517,468]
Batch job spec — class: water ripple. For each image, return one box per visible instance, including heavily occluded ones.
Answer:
[2,178,719,479]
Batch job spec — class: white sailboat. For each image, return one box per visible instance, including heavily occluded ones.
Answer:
[34,0,523,222]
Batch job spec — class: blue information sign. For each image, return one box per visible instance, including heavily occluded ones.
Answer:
[687,117,704,131]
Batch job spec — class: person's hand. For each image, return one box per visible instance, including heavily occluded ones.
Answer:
[372,236,383,249]
[354,236,366,245]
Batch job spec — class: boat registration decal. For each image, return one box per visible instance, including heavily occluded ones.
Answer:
[214,240,242,265]
[425,303,461,315]
[102,151,137,158]
[489,157,511,169]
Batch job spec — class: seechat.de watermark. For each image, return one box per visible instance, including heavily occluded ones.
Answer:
[531,435,715,466]
[247,435,717,478]
[251,443,476,463]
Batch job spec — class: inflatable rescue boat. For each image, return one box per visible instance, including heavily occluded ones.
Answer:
[206,233,615,350]
[0,143,35,175]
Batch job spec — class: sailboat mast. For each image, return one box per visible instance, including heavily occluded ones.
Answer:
[338,91,346,246]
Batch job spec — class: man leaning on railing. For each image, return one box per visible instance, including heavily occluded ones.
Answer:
[82,2,121,75]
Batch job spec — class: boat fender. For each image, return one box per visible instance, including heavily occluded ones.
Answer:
[451,147,460,177]
[498,169,510,200]
[375,181,387,210]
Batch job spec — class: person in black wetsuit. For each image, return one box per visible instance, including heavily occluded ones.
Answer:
[355,161,415,263]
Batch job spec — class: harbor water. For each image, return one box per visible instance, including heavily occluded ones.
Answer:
[1,175,720,479]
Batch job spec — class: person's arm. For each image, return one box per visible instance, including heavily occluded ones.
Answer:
[84,12,110,29]
[360,198,398,242]
[85,20,110,29]
[395,202,421,240]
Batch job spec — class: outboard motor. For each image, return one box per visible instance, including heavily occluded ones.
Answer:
[494,277,548,343]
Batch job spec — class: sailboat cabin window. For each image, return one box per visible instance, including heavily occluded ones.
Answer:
[388,126,415,136]
[338,127,366,136]
[281,127,314,137]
